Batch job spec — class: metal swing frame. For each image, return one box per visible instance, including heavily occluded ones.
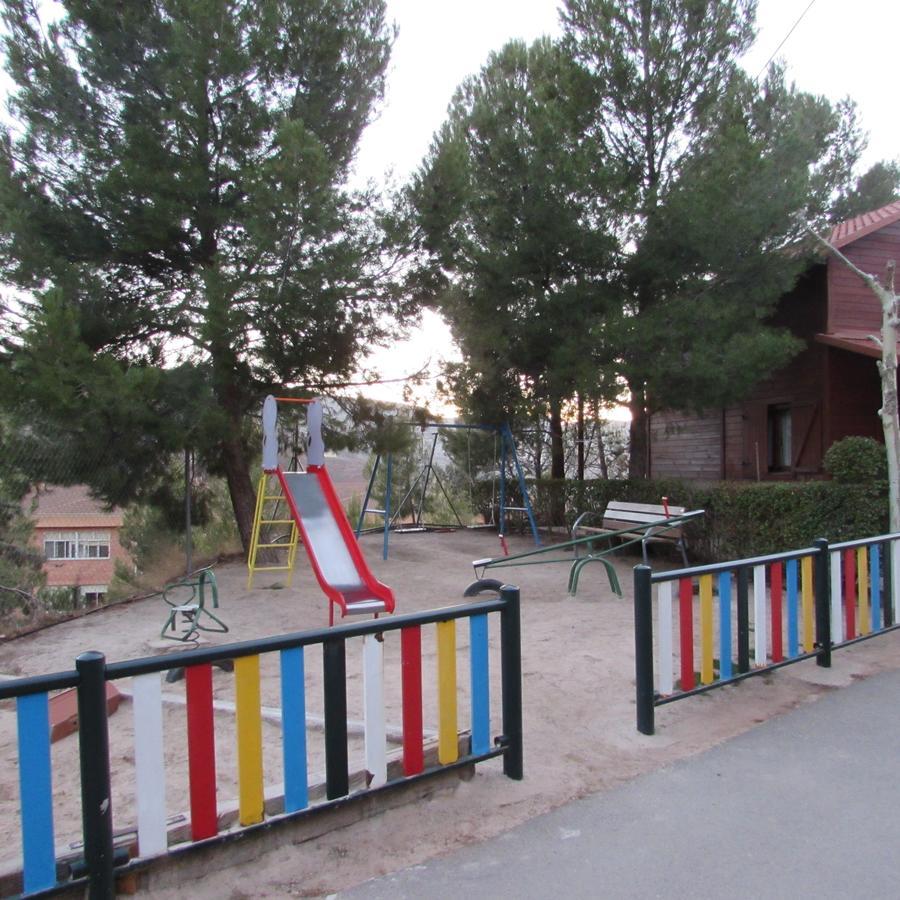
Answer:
[354,422,541,559]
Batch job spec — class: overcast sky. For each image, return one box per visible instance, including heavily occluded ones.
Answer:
[356,0,899,185]
[357,0,900,410]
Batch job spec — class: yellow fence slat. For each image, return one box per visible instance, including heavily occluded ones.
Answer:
[235,655,264,825]
[436,621,458,765]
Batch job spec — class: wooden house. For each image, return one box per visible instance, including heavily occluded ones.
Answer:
[647,201,900,482]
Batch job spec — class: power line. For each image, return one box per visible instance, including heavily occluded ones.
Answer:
[755,0,820,82]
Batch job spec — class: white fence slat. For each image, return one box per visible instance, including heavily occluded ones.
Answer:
[658,582,673,695]
[132,673,167,857]
[830,551,844,644]
[363,635,387,787]
[753,565,767,665]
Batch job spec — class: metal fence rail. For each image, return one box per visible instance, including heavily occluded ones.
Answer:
[634,534,900,734]
[1,588,523,898]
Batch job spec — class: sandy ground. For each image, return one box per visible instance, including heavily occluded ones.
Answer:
[0,528,898,898]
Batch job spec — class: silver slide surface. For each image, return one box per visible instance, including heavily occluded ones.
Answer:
[282,471,387,611]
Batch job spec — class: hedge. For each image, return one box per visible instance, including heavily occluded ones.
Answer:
[479,477,888,564]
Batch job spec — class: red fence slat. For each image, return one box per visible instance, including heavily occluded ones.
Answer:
[400,627,424,776]
[186,664,218,841]
[770,562,784,663]
[843,548,857,640]
[679,578,695,692]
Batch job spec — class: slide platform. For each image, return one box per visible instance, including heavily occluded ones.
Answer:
[277,465,395,618]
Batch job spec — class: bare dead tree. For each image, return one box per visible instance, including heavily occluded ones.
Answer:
[806,226,899,531]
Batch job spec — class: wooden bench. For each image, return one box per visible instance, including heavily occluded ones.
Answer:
[571,501,693,566]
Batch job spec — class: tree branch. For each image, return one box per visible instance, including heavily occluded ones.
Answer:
[803,223,894,309]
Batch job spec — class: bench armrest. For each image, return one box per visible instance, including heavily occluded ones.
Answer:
[572,510,605,535]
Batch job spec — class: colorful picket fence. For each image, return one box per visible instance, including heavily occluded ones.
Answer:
[2,589,522,898]
[634,533,900,734]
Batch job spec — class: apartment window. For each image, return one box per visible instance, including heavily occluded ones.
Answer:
[79,585,108,605]
[767,405,792,472]
[44,531,111,560]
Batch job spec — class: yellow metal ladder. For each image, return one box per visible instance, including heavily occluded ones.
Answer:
[246,471,300,588]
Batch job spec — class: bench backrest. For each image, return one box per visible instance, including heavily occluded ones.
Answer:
[602,501,686,538]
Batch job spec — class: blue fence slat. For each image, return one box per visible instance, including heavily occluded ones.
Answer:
[17,692,56,893]
[786,559,799,658]
[871,545,882,631]
[280,647,309,813]
[718,572,732,680]
[469,614,490,755]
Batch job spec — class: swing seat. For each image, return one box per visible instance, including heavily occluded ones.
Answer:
[160,567,228,641]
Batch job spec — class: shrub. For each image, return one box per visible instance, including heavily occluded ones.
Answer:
[475,474,889,563]
[824,436,888,484]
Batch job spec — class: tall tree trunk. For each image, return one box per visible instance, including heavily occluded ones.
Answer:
[548,397,565,527]
[576,394,585,481]
[593,399,609,480]
[205,265,256,553]
[549,398,565,479]
[877,278,900,531]
[221,422,257,553]
[533,414,543,480]
[628,384,650,479]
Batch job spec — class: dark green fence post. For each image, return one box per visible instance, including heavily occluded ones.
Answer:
[499,585,523,780]
[634,565,654,736]
[814,538,832,668]
[737,567,750,674]
[76,651,114,900]
[323,637,349,799]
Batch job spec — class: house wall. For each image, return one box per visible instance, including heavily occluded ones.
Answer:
[726,266,826,479]
[648,410,723,481]
[825,346,883,448]
[736,347,827,479]
[650,267,830,482]
[34,526,129,591]
[828,221,900,333]
[722,407,744,479]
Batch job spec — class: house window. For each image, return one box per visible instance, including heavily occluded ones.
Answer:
[44,531,111,560]
[768,405,792,471]
[79,585,107,605]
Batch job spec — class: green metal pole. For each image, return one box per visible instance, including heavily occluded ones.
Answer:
[503,424,541,546]
[383,453,392,561]
[356,452,380,536]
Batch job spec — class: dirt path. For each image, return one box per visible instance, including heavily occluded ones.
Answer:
[0,529,897,898]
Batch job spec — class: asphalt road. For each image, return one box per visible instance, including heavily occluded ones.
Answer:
[340,665,900,899]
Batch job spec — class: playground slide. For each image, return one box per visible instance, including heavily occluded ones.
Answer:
[278,465,396,618]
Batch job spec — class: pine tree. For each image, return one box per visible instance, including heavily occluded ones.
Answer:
[562,0,895,476]
[408,37,624,481]
[0,0,405,548]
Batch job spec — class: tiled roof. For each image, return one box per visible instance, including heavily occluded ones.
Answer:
[829,200,900,249]
[23,485,123,528]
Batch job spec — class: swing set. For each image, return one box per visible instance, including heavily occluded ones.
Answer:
[354,422,541,559]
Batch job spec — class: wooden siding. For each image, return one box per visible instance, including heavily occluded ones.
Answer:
[646,214,900,482]
[722,407,744,479]
[648,410,722,481]
[825,347,883,448]
[728,267,828,480]
[828,221,900,334]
